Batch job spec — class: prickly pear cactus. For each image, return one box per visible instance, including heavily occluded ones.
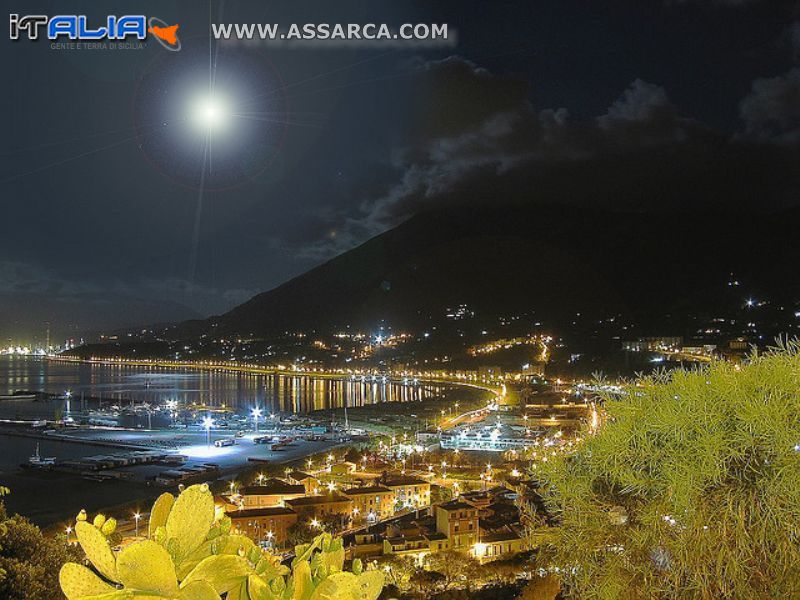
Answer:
[59,483,384,600]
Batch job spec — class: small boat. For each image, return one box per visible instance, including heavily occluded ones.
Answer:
[29,443,56,466]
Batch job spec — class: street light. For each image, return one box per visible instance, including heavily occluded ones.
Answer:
[167,400,178,427]
[251,406,262,433]
[202,416,214,448]
[65,525,72,546]
[133,512,141,537]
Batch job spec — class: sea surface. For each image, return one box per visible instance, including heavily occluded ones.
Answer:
[0,355,454,419]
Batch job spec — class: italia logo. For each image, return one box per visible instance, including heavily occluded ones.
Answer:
[9,14,181,50]
[147,17,181,51]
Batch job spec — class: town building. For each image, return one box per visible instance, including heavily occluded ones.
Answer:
[622,336,682,353]
[237,479,305,508]
[285,493,354,521]
[286,470,319,495]
[435,500,479,552]
[474,525,526,563]
[343,485,395,522]
[383,475,430,509]
[345,486,530,564]
[228,506,297,549]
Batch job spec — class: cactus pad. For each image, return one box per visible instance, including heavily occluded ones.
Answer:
[59,563,116,599]
[101,517,117,536]
[181,553,250,594]
[75,521,118,582]
[116,540,179,597]
[292,560,314,600]
[178,580,219,600]
[148,492,175,538]
[62,497,385,600]
[309,572,358,600]
[355,571,384,600]
[165,484,215,563]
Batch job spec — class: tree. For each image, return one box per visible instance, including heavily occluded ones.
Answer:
[344,447,362,464]
[0,503,81,600]
[376,554,416,589]
[538,342,800,598]
[424,550,480,591]
[430,484,453,505]
[477,558,519,586]
[410,568,446,594]
[518,575,560,600]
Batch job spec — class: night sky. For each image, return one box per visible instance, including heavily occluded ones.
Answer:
[2,0,799,341]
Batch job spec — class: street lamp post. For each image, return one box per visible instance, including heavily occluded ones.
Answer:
[251,406,262,433]
[202,416,214,448]
[167,400,178,427]
[134,512,141,538]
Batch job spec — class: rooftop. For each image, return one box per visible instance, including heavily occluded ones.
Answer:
[285,494,352,507]
[229,506,297,518]
[384,475,429,487]
[343,485,392,496]
[240,479,305,496]
[438,500,475,511]
[479,525,523,543]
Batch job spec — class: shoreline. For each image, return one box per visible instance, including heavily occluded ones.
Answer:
[45,355,505,399]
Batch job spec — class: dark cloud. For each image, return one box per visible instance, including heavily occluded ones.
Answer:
[305,58,717,257]
[792,21,800,58]
[739,68,800,142]
[596,79,693,146]
[404,56,531,141]
[666,0,760,5]
[303,8,800,262]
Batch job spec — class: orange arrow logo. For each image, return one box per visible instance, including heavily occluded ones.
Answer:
[148,24,179,46]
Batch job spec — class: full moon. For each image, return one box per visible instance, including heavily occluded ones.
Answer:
[133,41,289,190]
[192,95,229,131]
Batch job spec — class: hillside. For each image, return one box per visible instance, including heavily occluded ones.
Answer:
[172,203,800,339]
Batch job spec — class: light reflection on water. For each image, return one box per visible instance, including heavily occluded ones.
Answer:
[0,356,470,418]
